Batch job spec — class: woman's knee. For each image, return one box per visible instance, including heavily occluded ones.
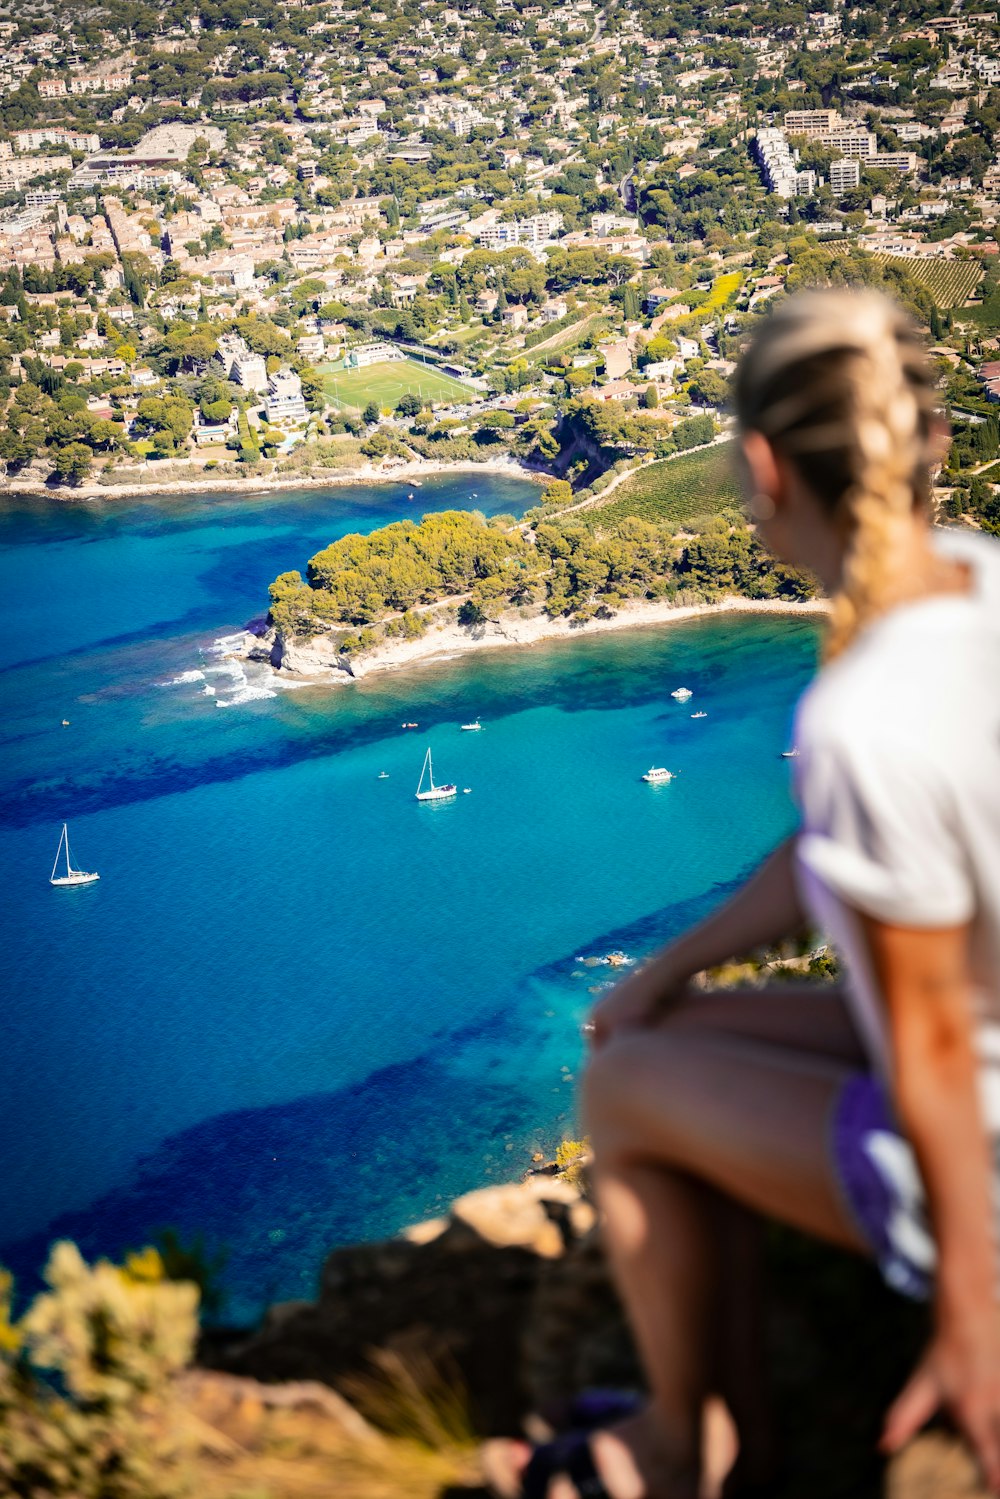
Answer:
[582,1030,682,1139]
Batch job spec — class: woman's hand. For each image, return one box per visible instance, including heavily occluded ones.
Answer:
[584,837,803,1050]
[865,916,1000,1489]
[586,954,689,1049]
[882,1319,1000,1491]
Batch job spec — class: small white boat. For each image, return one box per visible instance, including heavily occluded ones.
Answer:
[415,746,458,802]
[50,823,100,887]
[378,771,390,779]
[781,748,800,759]
[642,766,674,784]
[690,711,707,719]
[461,720,483,732]
[671,688,693,702]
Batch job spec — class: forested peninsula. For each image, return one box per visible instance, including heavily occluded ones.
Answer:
[251,492,819,681]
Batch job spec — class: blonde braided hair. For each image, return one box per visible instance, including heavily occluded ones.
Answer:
[733,288,939,659]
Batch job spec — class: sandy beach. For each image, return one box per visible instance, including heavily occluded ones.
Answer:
[253,594,830,687]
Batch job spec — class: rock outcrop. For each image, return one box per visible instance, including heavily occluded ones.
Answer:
[203,1175,987,1497]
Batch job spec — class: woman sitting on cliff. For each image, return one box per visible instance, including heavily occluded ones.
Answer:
[487,287,1000,1498]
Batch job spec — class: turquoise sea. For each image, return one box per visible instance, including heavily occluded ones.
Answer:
[0,475,819,1323]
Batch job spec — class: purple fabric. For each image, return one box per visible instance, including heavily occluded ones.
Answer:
[831,1073,934,1301]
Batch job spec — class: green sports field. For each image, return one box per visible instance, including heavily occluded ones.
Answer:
[318,357,476,412]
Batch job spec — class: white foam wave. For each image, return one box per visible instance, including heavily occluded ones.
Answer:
[165,669,206,685]
[203,662,246,681]
[206,630,254,655]
[215,685,277,709]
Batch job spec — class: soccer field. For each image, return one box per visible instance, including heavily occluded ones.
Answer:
[319,357,476,412]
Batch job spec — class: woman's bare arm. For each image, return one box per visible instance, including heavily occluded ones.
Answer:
[589,836,807,1046]
[869,919,1000,1490]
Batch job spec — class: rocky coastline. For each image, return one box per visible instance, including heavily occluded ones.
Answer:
[0,453,548,504]
[246,594,831,688]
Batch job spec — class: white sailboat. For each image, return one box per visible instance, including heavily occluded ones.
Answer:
[50,823,100,887]
[415,747,457,802]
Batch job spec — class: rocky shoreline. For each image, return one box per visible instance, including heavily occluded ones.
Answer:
[0,453,548,503]
[247,594,831,687]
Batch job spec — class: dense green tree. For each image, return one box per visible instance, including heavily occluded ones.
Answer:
[50,442,93,485]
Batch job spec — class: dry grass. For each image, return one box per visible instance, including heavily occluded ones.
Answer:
[182,1358,485,1499]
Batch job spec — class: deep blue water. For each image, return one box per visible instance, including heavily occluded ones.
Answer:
[0,475,820,1322]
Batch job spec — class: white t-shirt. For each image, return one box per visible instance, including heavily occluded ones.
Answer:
[793,528,1000,1128]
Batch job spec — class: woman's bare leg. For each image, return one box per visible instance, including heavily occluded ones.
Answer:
[711,1196,774,1495]
[657,983,865,1065]
[565,1025,869,1499]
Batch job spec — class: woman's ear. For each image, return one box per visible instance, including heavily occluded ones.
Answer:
[739,430,782,506]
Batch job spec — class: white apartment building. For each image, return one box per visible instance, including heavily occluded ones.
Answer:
[813,128,877,159]
[477,211,563,248]
[0,155,73,183]
[829,158,861,192]
[14,129,100,153]
[873,152,919,174]
[264,371,307,425]
[784,108,840,133]
[214,333,268,392]
[754,129,816,199]
[896,122,932,143]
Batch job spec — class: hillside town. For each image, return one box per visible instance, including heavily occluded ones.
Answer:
[0,0,996,519]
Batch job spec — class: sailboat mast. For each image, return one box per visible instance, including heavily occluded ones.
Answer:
[51,824,67,883]
[64,826,73,877]
[428,748,434,792]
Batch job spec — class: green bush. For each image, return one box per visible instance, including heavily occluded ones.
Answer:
[0,1242,199,1498]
